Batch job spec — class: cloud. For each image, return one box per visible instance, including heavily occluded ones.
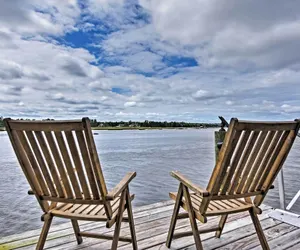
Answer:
[0,0,299,121]
[141,0,300,70]
[124,101,136,107]
[0,0,80,36]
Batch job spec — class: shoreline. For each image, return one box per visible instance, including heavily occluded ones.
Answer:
[0,126,220,131]
[91,126,218,130]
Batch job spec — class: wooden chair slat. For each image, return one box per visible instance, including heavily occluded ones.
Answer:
[75,130,100,199]
[35,131,65,197]
[8,121,84,131]
[16,130,50,196]
[256,130,289,191]
[239,131,268,194]
[250,131,282,192]
[236,121,298,131]
[26,131,57,197]
[54,131,82,199]
[254,129,299,206]
[13,131,43,196]
[10,130,49,212]
[248,131,276,192]
[65,131,91,199]
[229,131,260,195]
[235,131,261,194]
[44,131,73,199]
[220,130,250,195]
[261,130,296,191]
[207,118,239,195]
[82,118,108,197]
[82,118,112,218]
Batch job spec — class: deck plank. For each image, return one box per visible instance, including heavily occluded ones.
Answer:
[0,201,299,250]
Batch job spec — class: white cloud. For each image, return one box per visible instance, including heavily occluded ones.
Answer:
[0,0,80,36]
[141,0,300,69]
[0,0,299,121]
[124,101,137,107]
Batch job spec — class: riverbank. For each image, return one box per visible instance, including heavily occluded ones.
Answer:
[91,126,215,130]
[0,126,218,131]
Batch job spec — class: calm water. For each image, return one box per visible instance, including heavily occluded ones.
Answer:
[0,129,300,237]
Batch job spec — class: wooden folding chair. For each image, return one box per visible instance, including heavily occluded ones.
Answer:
[4,118,137,250]
[166,118,300,250]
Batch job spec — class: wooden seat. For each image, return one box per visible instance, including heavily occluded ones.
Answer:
[170,192,253,218]
[4,118,138,250]
[51,194,134,222]
[166,118,300,250]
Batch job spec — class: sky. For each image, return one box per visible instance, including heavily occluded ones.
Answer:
[0,0,300,122]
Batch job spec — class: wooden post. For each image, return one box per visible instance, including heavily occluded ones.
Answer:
[214,117,227,238]
[214,131,226,163]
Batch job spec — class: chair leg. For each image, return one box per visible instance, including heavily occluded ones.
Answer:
[215,215,228,238]
[183,186,203,250]
[249,208,270,250]
[111,189,126,250]
[166,183,183,248]
[71,219,83,244]
[36,214,53,250]
[126,187,138,250]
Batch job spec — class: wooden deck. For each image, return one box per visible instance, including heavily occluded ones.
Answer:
[1,200,300,250]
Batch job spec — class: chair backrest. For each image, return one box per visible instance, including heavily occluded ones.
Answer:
[201,118,300,212]
[4,118,112,217]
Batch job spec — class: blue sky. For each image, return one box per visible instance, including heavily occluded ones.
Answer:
[0,0,300,122]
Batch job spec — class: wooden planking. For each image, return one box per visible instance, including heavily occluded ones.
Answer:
[0,200,174,246]
[0,201,175,249]
[225,222,299,250]
[0,202,276,250]
[137,206,272,250]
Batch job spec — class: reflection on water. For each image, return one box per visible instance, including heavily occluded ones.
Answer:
[0,129,299,236]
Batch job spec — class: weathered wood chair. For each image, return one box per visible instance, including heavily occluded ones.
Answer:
[4,118,137,250]
[166,118,300,250]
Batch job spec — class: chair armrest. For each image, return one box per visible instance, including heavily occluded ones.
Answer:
[170,171,210,197]
[106,172,136,200]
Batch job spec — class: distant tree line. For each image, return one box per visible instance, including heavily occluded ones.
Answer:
[0,117,220,128]
[89,119,220,128]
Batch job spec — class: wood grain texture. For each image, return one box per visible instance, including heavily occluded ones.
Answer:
[3,118,137,249]
[167,118,300,250]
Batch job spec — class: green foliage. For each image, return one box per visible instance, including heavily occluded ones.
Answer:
[93,119,219,128]
[0,116,220,129]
